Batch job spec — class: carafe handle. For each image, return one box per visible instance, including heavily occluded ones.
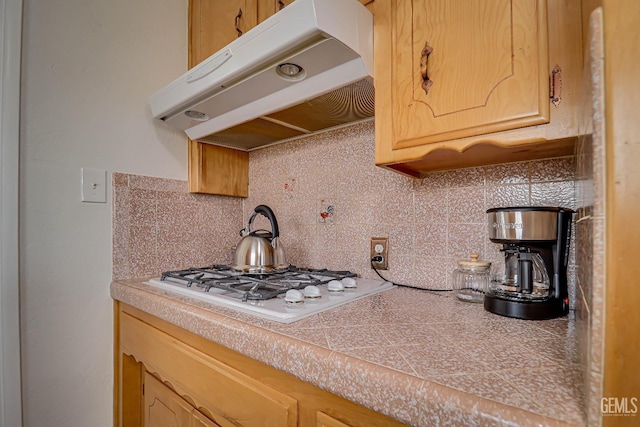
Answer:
[518,254,533,294]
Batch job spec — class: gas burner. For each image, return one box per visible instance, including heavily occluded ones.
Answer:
[146,265,394,323]
[159,265,357,302]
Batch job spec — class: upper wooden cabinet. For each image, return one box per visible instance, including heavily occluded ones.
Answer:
[189,0,258,69]
[374,0,583,177]
[188,140,248,197]
[188,0,256,197]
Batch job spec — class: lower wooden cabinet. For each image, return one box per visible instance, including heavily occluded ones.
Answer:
[119,305,297,427]
[115,302,407,427]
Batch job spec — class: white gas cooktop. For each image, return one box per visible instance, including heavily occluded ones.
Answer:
[146,268,394,323]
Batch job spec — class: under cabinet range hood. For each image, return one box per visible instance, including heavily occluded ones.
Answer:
[149,0,374,151]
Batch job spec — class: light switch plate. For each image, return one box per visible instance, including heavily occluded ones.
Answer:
[81,168,107,203]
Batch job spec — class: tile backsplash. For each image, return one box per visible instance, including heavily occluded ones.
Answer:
[113,120,577,306]
[245,121,577,300]
[112,173,243,280]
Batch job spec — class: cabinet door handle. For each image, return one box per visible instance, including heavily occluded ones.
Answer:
[549,65,562,107]
[278,0,285,10]
[235,8,243,37]
[420,42,433,95]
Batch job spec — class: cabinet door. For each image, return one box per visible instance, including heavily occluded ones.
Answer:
[188,141,249,196]
[375,0,582,176]
[144,372,219,427]
[388,0,549,149]
[189,0,258,68]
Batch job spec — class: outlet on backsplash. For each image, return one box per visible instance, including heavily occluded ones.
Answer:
[371,237,389,270]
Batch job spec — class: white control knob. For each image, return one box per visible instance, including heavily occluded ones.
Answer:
[341,277,357,289]
[328,280,344,293]
[304,285,321,299]
[284,289,304,306]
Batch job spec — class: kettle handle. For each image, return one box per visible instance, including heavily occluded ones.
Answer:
[248,205,279,239]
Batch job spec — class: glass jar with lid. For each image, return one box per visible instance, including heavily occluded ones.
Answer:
[453,253,491,303]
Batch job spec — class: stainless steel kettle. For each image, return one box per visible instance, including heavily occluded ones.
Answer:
[231,205,288,273]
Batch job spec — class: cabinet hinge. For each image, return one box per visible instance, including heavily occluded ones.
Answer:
[549,65,562,107]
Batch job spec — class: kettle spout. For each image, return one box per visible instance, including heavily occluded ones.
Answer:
[271,237,288,270]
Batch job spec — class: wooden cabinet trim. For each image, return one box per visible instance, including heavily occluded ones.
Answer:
[144,372,210,427]
[144,372,223,427]
[380,137,576,178]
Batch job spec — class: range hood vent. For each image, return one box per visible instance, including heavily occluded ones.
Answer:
[149,0,374,151]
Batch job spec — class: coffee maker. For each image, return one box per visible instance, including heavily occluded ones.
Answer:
[485,206,573,320]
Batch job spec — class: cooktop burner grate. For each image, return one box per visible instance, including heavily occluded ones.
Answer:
[160,265,357,302]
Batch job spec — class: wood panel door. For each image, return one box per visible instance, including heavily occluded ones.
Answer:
[374,0,583,176]
[188,141,248,196]
[189,0,258,68]
[390,0,550,149]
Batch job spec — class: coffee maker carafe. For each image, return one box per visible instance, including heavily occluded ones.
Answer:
[485,206,573,320]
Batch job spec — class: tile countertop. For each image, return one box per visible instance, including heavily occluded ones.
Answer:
[110,278,585,427]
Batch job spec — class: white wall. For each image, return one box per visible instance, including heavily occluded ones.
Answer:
[20,0,188,425]
[1,0,24,425]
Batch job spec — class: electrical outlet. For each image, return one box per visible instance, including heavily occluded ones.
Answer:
[370,237,389,270]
